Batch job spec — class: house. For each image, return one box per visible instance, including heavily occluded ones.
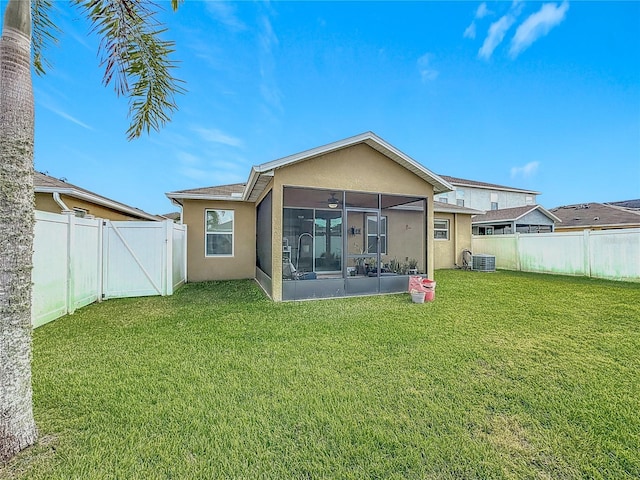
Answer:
[167,132,480,301]
[550,202,640,231]
[34,171,161,221]
[471,205,560,235]
[437,175,539,211]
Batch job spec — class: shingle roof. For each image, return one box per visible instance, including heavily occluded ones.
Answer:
[606,199,640,210]
[34,171,160,221]
[550,203,640,228]
[472,205,559,224]
[439,175,540,195]
[169,183,246,197]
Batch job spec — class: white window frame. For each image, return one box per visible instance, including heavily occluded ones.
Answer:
[434,219,449,240]
[205,209,234,257]
[366,215,387,255]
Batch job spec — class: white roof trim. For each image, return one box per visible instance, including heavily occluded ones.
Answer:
[36,187,160,221]
[166,192,246,202]
[472,205,562,224]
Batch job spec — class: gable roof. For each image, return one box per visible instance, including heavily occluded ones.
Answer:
[167,133,454,204]
[472,205,561,225]
[244,132,453,202]
[34,171,161,221]
[439,175,541,195]
[550,202,640,229]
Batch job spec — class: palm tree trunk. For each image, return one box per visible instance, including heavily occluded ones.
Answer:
[0,0,37,461]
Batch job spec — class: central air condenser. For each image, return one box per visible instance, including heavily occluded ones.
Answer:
[472,254,496,272]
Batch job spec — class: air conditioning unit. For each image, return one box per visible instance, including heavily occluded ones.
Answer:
[472,254,496,272]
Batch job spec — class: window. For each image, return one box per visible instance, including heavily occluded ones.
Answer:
[456,199,465,207]
[455,190,464,207]
[205,209,234,256]
[73,208,87,218]
[490,193,498,210]
[437,196,448,204]
[367,215,387,254]
[434,219,449,240]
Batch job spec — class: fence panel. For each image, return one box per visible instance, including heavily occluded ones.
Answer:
[471,228,640,282]
[590,229,640,281]
[172,223,187,291]
[469,235,518,270]
[519,232,585,276]
[32,212,73,327]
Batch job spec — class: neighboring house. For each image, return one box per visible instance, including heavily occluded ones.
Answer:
[550,202,640,231]
[472,205,560,235]
[161,212,182,222]
[35,171,161,221]
[437,175,539,211]
[433,201,484,267]
[167,132,480,301]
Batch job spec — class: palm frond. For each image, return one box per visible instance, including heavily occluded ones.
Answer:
[75,0,184,139]
[32,0,59,75]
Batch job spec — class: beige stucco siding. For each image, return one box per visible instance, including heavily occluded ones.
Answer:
[35,193,145,221]
[270,143,435,300]
[182,199,256,282]
[434,213,473,269]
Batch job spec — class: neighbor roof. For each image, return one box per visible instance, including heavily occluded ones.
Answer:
[439,175,541,195]
[34,172,161,221]
[550,202,640,229]
[167,183,246,203]
[168,133,454,204]
[472,205,560,225]
[606,199,640,210]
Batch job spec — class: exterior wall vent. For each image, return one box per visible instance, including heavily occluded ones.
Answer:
[472,254,496,272]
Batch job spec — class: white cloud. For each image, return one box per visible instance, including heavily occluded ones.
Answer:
[42,104,94,130]
[464,22,476,39]
[476,2,490,19]
[511,161,540,178]
[192,127,243,148]
[205,1,246,32]
[479,14,517,60]
[510,2,569,57]
[417,53,439,82]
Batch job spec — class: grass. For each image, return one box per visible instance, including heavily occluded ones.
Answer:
[2,270,639,479]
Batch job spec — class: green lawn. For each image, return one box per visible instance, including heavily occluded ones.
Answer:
[3,271,640,479]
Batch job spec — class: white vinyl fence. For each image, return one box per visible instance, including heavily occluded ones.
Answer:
[32,211,187,328]
[471,228,640,282]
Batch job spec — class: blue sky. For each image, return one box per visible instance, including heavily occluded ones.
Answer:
[3,1,639,215]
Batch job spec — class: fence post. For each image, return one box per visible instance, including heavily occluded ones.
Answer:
[65,211,76,315]
[515,232,521,272]
[165,220,173,296]
[583,229,592,278]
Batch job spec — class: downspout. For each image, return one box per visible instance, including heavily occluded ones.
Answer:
[53,192,73,214]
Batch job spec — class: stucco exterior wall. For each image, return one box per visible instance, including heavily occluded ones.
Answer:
[433,212,473,269]
[35,192,147,221]
[270,143,435,300]
[182,199,256,282]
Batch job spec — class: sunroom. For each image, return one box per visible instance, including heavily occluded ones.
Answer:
[256,187,429,300]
